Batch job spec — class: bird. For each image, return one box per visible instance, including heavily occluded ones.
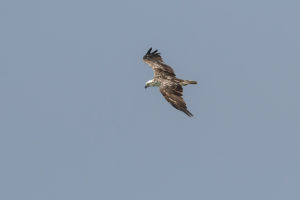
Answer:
[143,47,197,117]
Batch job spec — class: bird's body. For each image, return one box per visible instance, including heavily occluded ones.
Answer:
[143,48,197,117]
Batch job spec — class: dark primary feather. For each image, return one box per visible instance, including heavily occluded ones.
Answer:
[146,47,152,54]
[143,48,175,77]
[160,83,193,117]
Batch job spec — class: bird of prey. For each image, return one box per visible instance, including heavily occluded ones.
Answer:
[143,47,197,117]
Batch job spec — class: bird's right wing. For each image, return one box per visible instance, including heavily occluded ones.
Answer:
[160,83,193,117]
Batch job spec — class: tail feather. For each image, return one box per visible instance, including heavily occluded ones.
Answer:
[186,80,197,84]
[182,80,197,85]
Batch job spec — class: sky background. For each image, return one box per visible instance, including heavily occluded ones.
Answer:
[1,0,300,199]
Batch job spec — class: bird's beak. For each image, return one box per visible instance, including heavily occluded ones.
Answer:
[145,85,147,89]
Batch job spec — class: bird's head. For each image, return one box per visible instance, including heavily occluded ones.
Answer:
[145,80,152,89]
[145,79,160,89]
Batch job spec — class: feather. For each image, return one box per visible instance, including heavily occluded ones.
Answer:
[160,83,193,117]
[146,47,152,55]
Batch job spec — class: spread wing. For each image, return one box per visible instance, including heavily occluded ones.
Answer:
[143,47,176,79]
[160,83,193,117]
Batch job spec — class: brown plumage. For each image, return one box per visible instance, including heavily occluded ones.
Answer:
[143,47,197,117]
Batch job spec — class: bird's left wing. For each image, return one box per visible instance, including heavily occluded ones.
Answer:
[160,83,193,117]
[143,48,176,78]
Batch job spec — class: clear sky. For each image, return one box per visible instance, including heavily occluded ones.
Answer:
[1,0,300,199]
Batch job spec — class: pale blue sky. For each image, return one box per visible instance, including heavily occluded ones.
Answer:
[1,0,300,199]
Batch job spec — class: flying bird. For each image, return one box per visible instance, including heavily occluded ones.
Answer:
[143,47,197,117]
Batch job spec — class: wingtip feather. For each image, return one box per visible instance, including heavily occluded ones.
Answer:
[184,110,193,117]
[146,47,152,54]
